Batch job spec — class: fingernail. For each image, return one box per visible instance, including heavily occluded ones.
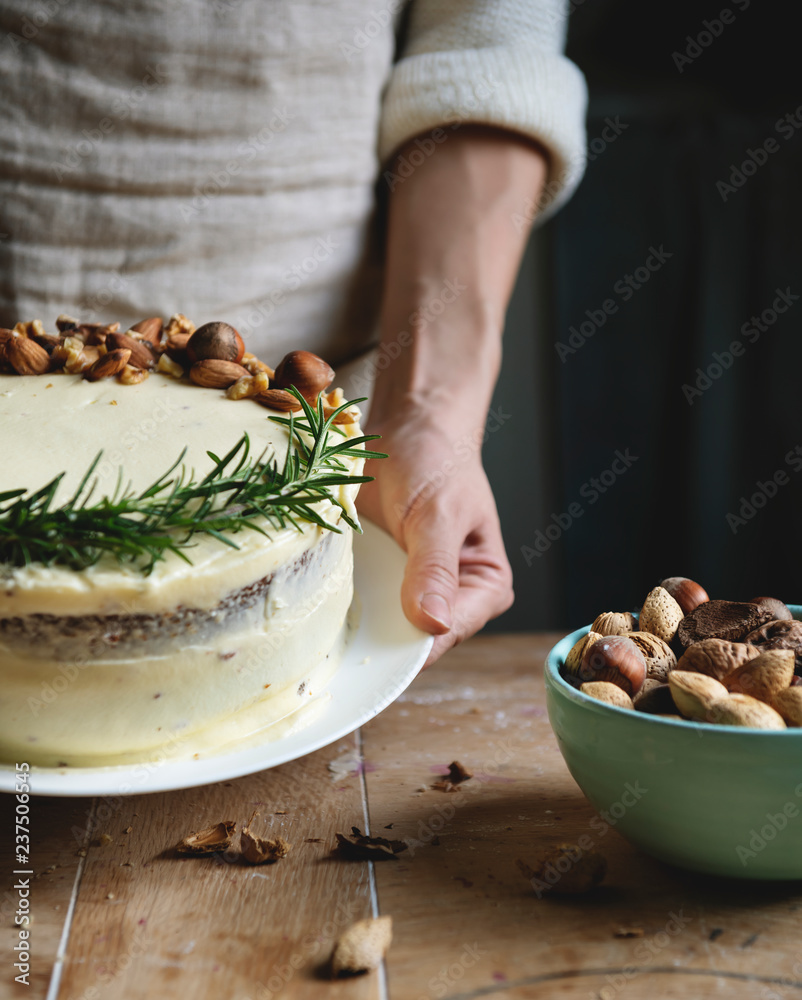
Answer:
[421,593,452,630]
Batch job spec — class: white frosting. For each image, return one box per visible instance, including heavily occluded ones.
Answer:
[0,371,364,765]
[0,372,362,615]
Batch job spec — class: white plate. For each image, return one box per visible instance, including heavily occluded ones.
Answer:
[0,522,432,797]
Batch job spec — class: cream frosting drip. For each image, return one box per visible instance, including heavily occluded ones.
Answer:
[0,372,363,616]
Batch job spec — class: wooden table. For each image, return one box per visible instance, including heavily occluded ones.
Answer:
[3,634,802,1000]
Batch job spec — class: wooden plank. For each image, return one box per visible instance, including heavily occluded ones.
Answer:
[1,795,92,1000]
[48,734,380,1000]
[361,634,802,999]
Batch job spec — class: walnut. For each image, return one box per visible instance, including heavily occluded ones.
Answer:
[745,619,802,671]
[241,352,274,378]
[676,638,761,682]
[226,371,270,400]
[163,313,195,340]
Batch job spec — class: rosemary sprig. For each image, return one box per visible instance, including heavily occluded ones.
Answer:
[0,388,385,573]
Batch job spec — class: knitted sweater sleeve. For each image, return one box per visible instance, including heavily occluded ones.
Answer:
[379,0,588,220]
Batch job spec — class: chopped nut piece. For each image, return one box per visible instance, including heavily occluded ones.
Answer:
[176,820,236,855]
[334,826,408,861]
[432,760,473,792]
[332,916,392,978]
[240,812,291,865]
[323,387,361,424]
[97,833,114,847]
[119,364,149,385]
[163,313,195,340]
[226,371,270,399]
[157,352,184,379]
[242,352,274,378]
[13,319,47,339]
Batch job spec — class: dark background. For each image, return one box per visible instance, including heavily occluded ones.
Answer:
[485,0,802,632]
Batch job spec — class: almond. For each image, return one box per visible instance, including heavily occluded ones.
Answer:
[129,316,163,345]
[164,332,192,362]
[772,687,802,727]
[707,694,786,729]
[639,586,683,644]
[84,348,131,381]
[6,335,50,375]
[107,332,156,370]
[256,388,304,412]
[723,649,795,703]
[668,670,728,721]
[579,681,634,710]
[190,359,250,389]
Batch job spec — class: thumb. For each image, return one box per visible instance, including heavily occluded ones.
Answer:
[400,513,461,636]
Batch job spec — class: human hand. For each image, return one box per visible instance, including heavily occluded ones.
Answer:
[357,409,514,666]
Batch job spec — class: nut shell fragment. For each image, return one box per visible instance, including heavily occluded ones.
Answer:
[331,916,392,978]
[176,820,236,855]
[240,814,291,865]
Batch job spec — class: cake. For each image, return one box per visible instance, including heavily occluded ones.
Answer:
[0,316,375,767]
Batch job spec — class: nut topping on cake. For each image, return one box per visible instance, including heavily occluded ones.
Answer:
[107,332,156,370]
[84,348,132,381]
[272,349,334,402]
[189,359,250,388]
[6,335,50,376]
[187,321,245,364]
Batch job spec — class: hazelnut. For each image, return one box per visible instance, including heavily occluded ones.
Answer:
[579,635,646,696]
[658,577,709,615]
[272,350,334,402]
[748,597,793,621]
[187,321,245,364]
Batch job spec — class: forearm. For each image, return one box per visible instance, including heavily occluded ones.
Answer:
[369,125,549,438]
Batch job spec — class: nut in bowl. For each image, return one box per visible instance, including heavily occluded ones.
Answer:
[545,583,802,879]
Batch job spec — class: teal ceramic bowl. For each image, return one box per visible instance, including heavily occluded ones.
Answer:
[545,607,802,879]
